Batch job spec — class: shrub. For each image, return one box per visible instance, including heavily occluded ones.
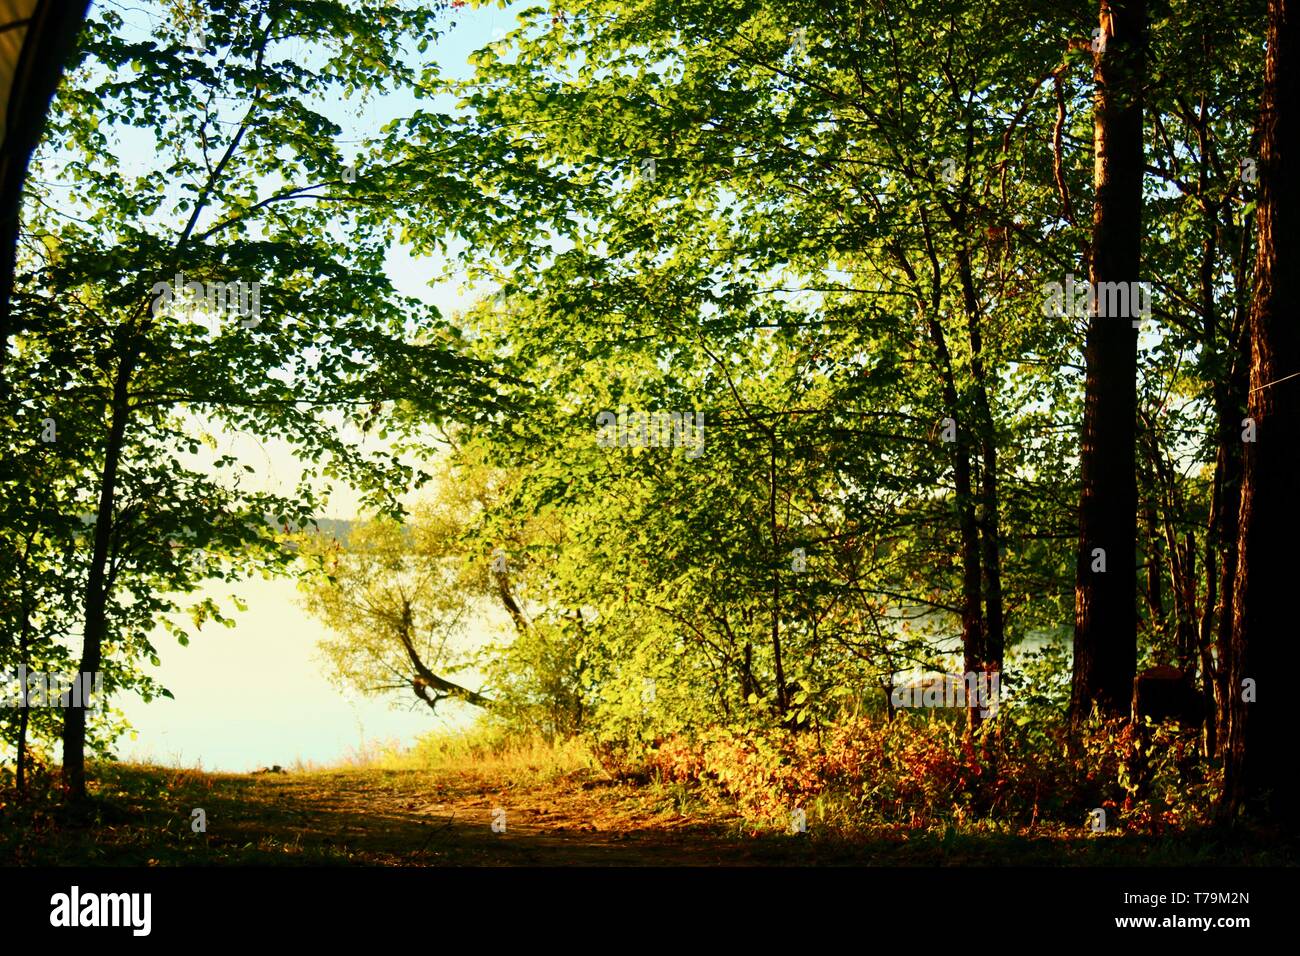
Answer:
[641,709,1218,833]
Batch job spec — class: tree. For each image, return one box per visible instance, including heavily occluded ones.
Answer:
[1071,0,1147,726]
[300,510,491,713]
[300,443,593,738]
[10,0,499,799]
[1221,0,1298,824]
[378,0,1134,751]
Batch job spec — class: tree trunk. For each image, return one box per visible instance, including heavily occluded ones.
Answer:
[397,600,492,709]
[16,697,30,794]
[1201,226,1250,759]
[1221,0,1300,824]
[1214,238,1253,755]
[923,312,984,730]
[15,598,33,794]
[61,351,134,801]
[0,1,93,391]
[1071,0,1146,727]
[1140,452,1165,635]
[768,430,788,715]
[956,247,1004,679]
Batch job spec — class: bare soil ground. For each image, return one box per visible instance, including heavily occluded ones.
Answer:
[0,762,1283,866]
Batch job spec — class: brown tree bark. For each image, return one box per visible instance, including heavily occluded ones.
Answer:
[1201,214,1251,758]
[1221,0,1300,824]
[1071,0,1147,727]
[1212,222,1254,754]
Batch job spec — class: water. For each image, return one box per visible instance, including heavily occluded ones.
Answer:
[115,576,484,772]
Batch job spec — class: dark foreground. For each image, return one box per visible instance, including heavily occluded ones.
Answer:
[1,763,1292,866]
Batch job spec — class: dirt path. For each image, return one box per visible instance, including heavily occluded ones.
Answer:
[10,763,864,865]
[6,763,1268,866]
[215,767,800,865]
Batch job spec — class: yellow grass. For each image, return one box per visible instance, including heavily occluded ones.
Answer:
[317,721,598,783]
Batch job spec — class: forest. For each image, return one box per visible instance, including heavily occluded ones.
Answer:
[0,0,1297,871]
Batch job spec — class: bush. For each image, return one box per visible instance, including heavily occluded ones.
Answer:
[642,710,1219,833]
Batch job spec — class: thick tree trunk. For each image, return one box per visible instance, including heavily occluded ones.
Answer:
[1071,0,1146,727]
[1221,0,1300,824]
[0,1,93,390]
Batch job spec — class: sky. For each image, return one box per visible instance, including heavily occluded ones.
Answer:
[113,1,531,771]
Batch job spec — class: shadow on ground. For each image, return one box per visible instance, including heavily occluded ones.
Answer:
[0,764,1286,866]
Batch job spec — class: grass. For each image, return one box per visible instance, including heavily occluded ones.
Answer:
[0,730,1293,866]
[371,724,598,781]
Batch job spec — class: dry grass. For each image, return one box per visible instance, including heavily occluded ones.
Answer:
[0,727,1290,866]
[378,725,597,780]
